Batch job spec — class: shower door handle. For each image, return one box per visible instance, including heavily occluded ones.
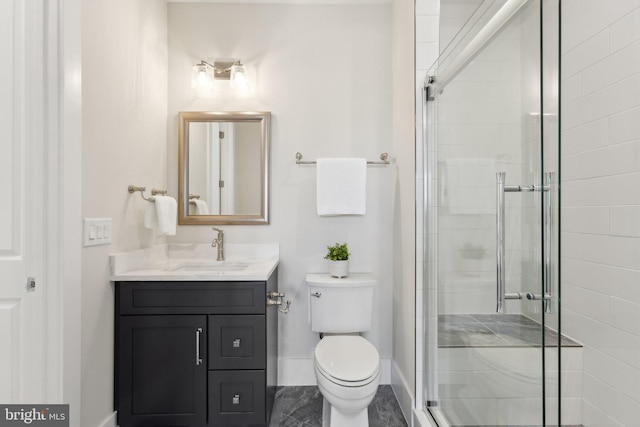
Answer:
[522,173,553,311]
[543,172,553,314]
[496,172,506,313]
[496,172,551,314]
[496,172,523,313]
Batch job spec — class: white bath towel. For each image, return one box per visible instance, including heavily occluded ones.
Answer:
[144,195,177,236]
[193,199,209,215]
[316,158,367,216]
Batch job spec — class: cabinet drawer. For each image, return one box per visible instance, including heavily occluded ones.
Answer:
[209,315,265,370]
[117,281,265,315]
[209,370,266,426]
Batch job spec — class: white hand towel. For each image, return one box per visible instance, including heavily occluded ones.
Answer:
[143,196,177,236]
[144,202,158,230]
[316,158,367,216]
[193,199,209,215]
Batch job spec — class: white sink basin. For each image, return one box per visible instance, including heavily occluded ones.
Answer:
[171,261,249,272]
[110,243,279,281]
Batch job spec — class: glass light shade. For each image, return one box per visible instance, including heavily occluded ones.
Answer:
[191,64,213,90]
[230,63,249,93]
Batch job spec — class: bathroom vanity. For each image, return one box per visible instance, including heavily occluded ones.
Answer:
[111,244,280,427]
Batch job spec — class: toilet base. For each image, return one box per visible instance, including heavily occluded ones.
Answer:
[322,397,369,427]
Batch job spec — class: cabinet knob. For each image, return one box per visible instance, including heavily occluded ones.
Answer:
[232,338,241,348]
[232,394,240,405]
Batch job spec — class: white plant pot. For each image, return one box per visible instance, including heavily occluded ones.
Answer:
[328,260,349,278]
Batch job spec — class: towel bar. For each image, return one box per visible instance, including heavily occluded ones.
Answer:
[128,185,167,202]
[295,152,389,165]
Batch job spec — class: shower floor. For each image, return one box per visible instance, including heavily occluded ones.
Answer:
[438,314,581,348]
[434,314,583,425]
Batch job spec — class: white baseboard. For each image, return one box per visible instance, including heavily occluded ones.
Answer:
[278,357,392,386]
[390,360,414,426]
[278,358,317,385]
[96,412,117,427]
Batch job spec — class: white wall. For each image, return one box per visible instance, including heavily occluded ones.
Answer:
[62,0,83,424]
[81,1,168,426]
[167,3,394,385]
[561,0,640,425]
[391,0,417,420]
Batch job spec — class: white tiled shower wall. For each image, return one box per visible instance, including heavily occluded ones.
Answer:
[561,0,640,425]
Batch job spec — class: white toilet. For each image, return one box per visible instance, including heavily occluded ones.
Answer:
[307,273,381,427]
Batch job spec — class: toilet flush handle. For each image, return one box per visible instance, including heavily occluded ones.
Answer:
[311,292,321,298]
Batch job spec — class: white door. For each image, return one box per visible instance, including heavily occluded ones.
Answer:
[0,0,46,402]
[207,122,221,214]
[220,124,235,214]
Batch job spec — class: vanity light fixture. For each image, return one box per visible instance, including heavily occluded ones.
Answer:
[191,60,249,93]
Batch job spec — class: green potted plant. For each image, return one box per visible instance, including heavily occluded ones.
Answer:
[324,242,350,278]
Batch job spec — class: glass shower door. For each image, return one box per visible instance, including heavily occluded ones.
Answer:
[423,0,562,425]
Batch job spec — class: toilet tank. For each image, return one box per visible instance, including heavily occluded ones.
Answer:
[307,273,375,333]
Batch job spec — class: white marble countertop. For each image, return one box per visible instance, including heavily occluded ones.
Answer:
[110,243,279,281]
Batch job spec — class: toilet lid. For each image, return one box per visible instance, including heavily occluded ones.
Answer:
[314,336,380,382]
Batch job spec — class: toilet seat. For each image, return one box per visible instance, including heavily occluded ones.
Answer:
[315,361,380,388]
[314,336,380,386]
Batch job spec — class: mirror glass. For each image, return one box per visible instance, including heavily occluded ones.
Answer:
[178,111,270,224]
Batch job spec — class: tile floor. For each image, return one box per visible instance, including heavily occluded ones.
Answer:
[269,385,408,427]
[268,384,582,427]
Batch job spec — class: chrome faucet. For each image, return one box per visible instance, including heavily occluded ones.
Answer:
[211,227,224,261]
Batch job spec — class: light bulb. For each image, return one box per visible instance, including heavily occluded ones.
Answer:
[191,64,213,90]
[230,63,249,93]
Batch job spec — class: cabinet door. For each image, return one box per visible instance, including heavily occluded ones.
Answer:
[118,315,207,427]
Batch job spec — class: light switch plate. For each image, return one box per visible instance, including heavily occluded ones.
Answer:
[84,218,113,247]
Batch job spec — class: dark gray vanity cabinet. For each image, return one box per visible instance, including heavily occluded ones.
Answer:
[115,271,278,427]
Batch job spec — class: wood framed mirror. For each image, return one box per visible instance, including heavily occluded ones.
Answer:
[178,111,270,225]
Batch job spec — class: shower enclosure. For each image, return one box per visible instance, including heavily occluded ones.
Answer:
[421,0,575,425]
